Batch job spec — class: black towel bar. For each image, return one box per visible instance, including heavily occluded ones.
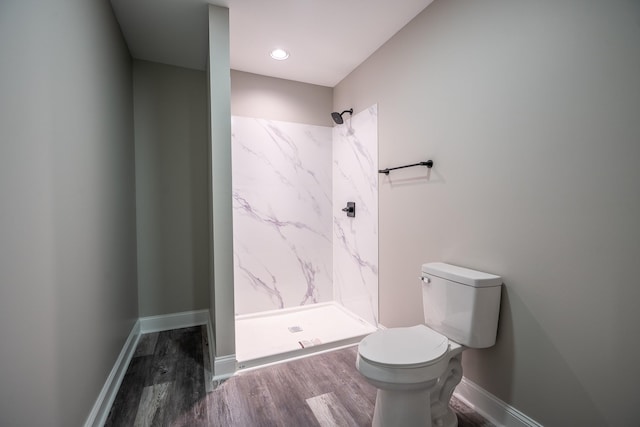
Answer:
[378,160,434,175]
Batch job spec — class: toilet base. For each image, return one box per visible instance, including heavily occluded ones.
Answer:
[372,385,436,427]
[370,387,458,427]
[365,350,464,427]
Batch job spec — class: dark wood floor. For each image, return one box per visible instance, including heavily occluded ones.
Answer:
[106,326,493,426]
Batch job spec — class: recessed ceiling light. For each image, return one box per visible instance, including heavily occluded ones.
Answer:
[270,48,289,61]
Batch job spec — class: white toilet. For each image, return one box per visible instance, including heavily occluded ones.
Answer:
[357,262,502,427]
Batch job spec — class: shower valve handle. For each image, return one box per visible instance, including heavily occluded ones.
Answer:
[342,202,356,217]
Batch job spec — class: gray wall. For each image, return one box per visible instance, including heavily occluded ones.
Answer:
[0,0,138,426]
[231,70,333,126]
[133,60,210,316]
[208,4,235,362]
[334,0,640,425]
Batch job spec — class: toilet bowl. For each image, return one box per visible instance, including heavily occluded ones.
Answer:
[357,325,463,427]
[356,262,502,427]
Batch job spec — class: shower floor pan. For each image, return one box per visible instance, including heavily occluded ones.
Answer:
[235,302,377,370]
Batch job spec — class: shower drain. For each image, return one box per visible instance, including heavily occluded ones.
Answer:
[288,326,303,333]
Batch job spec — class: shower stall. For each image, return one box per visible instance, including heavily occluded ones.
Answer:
[231,105,379,369]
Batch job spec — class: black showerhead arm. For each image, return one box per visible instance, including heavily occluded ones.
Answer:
[331,108,353,124]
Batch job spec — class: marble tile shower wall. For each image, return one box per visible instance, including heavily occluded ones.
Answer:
[333,105,379,326]
[232,117,333,314]
[231,107,378,325]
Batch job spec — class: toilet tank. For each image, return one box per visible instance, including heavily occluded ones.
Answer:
[421,262,502,348]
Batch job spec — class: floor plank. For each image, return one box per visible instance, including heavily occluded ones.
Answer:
[133,382,170,427]
[307,392,360,427]
[134,333,158,357]
[105,326,207,427]
[107,326,495,427]
[105,355,152,426]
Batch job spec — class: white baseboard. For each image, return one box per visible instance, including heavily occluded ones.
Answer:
[206,313,216,380]
[454,377,543,427]
[139,309,210,333]
[213,354,237,380]
[84,320,141,427]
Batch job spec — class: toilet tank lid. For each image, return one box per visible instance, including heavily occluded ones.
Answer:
[422,262,502,288]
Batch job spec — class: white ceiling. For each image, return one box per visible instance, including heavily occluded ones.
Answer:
[109,0,433,88]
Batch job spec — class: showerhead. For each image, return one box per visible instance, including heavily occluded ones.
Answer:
[331,108,353,124]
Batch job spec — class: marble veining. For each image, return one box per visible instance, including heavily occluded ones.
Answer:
[232,117,333,314]
[333,105,379,326]
[232,108,378,324]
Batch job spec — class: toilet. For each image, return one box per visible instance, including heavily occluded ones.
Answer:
[357,262,502,427]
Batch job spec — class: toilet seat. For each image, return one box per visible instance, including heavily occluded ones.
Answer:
[359,325,449,368]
